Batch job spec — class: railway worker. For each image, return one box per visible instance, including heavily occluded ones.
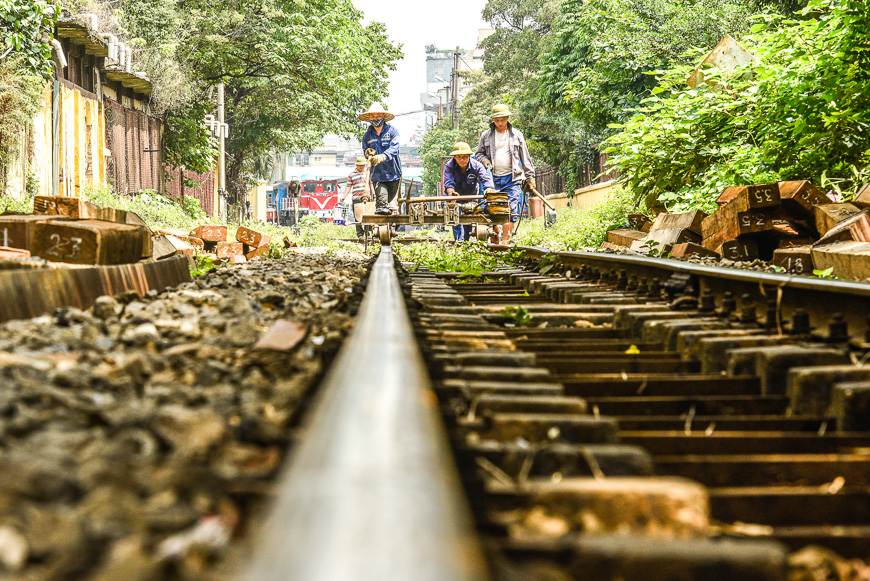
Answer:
[444,141,496,241]
[343,157,375,237]
[359,103,402,216]
[475,104,535,244]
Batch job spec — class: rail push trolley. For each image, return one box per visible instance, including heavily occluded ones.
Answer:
[360,194,510,245]
[360,156,511,245]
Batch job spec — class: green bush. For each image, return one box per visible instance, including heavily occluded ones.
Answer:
[513,185,640,250]
[605,0,870,210]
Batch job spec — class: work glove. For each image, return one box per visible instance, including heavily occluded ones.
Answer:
[364,148,376,159]
[370,154,387,166]
[483,188,499,195]
[481,159,492,170]
[522,178,534,193]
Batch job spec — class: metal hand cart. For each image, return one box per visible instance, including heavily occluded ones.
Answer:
[361,193,509,245]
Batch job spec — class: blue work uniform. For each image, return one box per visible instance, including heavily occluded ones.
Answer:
[362,124,402,183]
[443,157,495,194]
[444,157,494,241]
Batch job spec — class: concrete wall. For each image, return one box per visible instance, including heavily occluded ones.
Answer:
[570,180,614,210]
[541,180,615,214]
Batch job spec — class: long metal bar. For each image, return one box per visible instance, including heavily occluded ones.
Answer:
[244,246,490,581]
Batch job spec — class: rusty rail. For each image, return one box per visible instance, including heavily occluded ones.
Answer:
[244,245,489,581]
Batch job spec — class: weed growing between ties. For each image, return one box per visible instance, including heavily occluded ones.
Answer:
[501,305,532,328]
[394,240,518,275]
[513,185,641,251]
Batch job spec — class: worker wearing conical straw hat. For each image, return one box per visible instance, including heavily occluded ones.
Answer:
[475,104,535,243]
[360,103,402,215]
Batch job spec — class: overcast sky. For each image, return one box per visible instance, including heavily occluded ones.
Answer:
[351,0,490,143]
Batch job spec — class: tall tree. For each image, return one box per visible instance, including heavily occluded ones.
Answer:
[0,0,60,78]
[113,0,401,206]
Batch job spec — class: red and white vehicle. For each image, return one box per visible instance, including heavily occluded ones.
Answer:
[300,179,340,222]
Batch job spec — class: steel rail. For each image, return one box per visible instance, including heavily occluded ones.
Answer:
[244,245,490,581]
[509,246,870,332]
[515,246,870,297]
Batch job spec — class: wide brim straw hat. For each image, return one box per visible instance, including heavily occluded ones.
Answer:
[449,142,474,156]
[359,103,395,122]
[491,103,512,119]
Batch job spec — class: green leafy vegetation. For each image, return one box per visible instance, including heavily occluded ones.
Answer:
[84,185,209,231]
[394,240,511,274]
[0,57,49,196]
[501,305,532,328]
[68,0,402,213]
[513,185,640,250]
[190,253,217,276]
[0,0,60,78]
[605,0,870,209]
[812,267,837,279]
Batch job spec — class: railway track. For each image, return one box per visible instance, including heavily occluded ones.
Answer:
[3,242,870,578]
[250,243,870,580]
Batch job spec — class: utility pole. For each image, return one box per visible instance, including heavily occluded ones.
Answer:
[451,46,460,130]
[217,83,226,217]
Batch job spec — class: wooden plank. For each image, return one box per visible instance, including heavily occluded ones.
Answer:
[245,245,271,261]
[216,242,244,258]
[152,234,195,259]
[650,211,707,235]
[0,256,191,323]
[811,241,870,281]
[0,214,67,251]
[702,206,775,251]
[715,239,759,262]
[778,237,815,249]
[151,235,177,260]
[0,247,31,259]
[34,195,86,217]
[165,235,195,256]
[778,180,829,218]
[715,183,780,208]
[236,226,271,249]
[772,246,814,274]
[627,214,652,232]
[190,225,227,242]
[814,203,861,237]
[852,184,870,209]
[630,228,701,254]
[670,242,720,259]
[815,210,870,245]
[31,220,152,265]
[606,228,647,248]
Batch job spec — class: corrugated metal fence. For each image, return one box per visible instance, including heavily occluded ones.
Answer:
[104,100,163,194]
[165,168,216,216]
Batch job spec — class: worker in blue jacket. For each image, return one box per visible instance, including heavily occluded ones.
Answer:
[444,142,496,241]
[360,103,402,215]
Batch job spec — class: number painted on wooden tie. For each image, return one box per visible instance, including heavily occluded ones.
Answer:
[45,233,83,259]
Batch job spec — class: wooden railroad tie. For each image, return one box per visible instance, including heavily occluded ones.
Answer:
[31,220,152,265]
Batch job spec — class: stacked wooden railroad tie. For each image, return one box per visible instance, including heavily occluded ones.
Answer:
[0,195,274,268]
[603,181,870,280]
